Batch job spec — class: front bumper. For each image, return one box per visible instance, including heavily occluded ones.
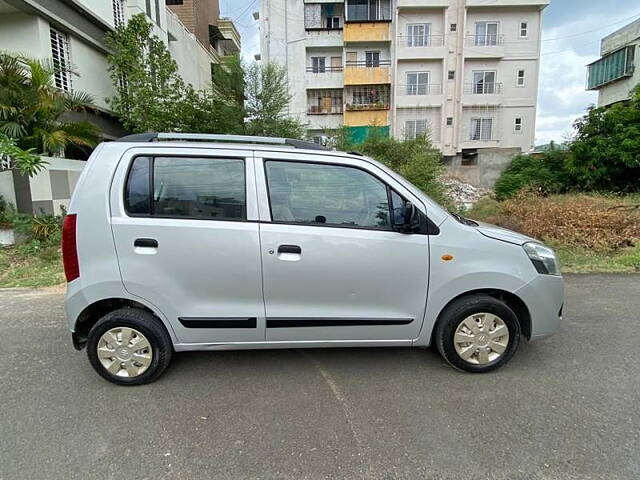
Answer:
[515,274,564,340]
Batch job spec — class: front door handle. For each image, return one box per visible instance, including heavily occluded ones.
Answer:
[278,244,301,254]
[134,238,158,248]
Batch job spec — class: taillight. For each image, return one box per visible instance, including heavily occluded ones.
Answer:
[62,214,80,282]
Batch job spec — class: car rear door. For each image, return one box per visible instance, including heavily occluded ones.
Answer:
[255,151,430,342]
[109,146,265,345]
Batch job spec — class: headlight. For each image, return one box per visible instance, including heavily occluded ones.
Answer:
[522,242,561,276]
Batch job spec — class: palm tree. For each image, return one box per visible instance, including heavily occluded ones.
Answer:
[0,52,101,157]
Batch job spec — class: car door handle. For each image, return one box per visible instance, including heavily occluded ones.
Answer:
[278,244,301,254]
[134,238,158,248]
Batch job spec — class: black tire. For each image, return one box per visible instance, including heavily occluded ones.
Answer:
[434,294,521,373]
[87,308,173,385]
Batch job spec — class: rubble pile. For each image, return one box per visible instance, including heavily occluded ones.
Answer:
[441,177,491,209]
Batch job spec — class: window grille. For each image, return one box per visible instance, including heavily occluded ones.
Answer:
[113,0,125,26]
[470,118,493,141]
[405,120,428,140]
[50,28,72,92]
[346,85,390,109]
[406,72,429,95]
[587,45,635,90]
[307,89,343,114]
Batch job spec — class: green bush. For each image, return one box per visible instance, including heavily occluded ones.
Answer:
[494,147,570,200]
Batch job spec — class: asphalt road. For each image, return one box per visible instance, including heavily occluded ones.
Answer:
[0,275,638,480]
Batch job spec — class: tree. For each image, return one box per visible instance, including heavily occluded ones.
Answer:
[568,85,640,192]
[105,14,193,133]
[244,62,306,139]
[327,127,450,206]
[0,52,100,174]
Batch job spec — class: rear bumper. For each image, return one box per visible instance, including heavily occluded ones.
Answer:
[515,274,564,340]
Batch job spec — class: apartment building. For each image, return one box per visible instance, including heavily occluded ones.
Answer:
[0,0,240,138]
[587,18,639,108]
[259,0,549,187]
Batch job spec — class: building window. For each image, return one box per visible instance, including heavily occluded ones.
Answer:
[446,117,453,126]
[365,51,380,67]
[407,24,430,47]
[166,0,184,4]
[470,118,493,141]
[448,70,455,80]
[307,89,343,114]
[475,21,499,46]
[331,56,343,71]
[50,28,72,92]
[346,0,391,22]
[450,23,457,32]
[311,57,326,73]
[516,69,525,87]
[472,71,497,94]
[327,16,340,28]
[405,120,428,140]
[514,117,523,132]
[113,0,125,27]
[406,71,429,95]
[519,21,528,38]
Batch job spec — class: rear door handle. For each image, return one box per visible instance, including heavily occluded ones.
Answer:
[134,238,158,248]
[278,244,301,254]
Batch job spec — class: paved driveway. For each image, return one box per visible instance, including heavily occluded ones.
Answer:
[0,274,638,479]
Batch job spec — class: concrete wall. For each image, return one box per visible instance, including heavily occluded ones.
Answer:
[0,158,85,216]
[446,147,521,188]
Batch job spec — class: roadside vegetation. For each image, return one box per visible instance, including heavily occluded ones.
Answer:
[0,196,64,287]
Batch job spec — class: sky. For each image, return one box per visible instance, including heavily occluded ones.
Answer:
[219,0,640,146]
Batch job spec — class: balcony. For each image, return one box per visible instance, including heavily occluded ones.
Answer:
[344,22,391,42]
[396,35,445,59]
[465,35,505,58]
[305,66,344,89]
[305,28,344,48]
[462,82,503,105]
[344,60,391,85]
[395,84,443,107]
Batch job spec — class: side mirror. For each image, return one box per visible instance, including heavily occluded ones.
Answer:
[396,202,419,233]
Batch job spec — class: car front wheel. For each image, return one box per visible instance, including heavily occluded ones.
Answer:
[435,294,521,373]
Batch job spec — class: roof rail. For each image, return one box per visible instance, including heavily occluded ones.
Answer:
[114,132,329,151]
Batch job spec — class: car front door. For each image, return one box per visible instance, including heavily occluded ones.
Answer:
[109,147,265,345]
[255,153,430,342]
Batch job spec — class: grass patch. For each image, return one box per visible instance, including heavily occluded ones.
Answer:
[0,244,64,288]
[552,244,640,274]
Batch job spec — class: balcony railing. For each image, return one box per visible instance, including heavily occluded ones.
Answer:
[305,66,344,73]
[345,60,391,67]
[463,82,503,94]
[398,84,442,95]
[308,105,344,114]
[466,34,505,47]
[397,35,445,47]
[345,102,390,111]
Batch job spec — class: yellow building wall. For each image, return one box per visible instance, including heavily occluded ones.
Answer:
[344,66,391,85]
[344,110,389,126]
[344,22,391,42]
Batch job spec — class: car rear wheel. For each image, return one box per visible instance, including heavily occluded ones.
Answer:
[435,294,521,373]
[87,308,173,385]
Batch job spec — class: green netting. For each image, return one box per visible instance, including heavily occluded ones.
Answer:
[346,125,390,144]
[587,46,634,90]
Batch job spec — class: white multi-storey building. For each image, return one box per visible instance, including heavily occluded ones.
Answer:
[0,0,240,138]
[260,0,549,186]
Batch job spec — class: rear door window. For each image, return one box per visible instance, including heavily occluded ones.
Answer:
[124,156,246,220]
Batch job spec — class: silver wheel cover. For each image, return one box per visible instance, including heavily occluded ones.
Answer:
[453,313,510,365]
[97,327,153,377]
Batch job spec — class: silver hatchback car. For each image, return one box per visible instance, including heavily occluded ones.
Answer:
[64,133,564,385]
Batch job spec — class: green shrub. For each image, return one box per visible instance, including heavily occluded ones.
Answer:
[494,148,570,200]
[465,196,501,222]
